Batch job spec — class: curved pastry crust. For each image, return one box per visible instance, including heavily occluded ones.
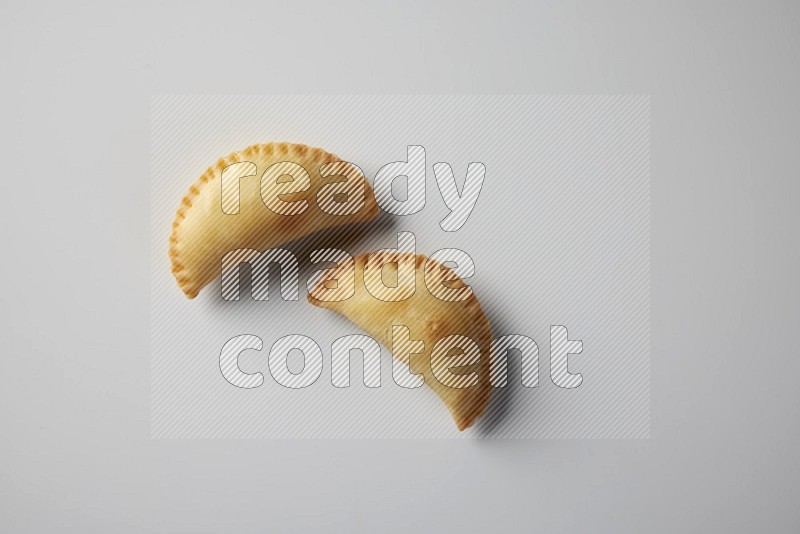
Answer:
[308,253,493,430]
[170,142,379,298]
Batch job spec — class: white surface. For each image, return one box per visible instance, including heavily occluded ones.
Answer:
[1,1,798,532]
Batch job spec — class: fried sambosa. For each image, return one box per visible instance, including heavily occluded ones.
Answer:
[170,142,379,298]
[308,252,492,430]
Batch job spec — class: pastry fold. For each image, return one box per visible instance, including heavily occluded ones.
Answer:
[308,253,493,430]
[170,142,379,298]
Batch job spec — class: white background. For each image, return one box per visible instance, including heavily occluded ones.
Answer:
[1,1,799,532]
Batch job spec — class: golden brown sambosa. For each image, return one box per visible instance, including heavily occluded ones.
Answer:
[170,142,379,298]
[308,252,493,430]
